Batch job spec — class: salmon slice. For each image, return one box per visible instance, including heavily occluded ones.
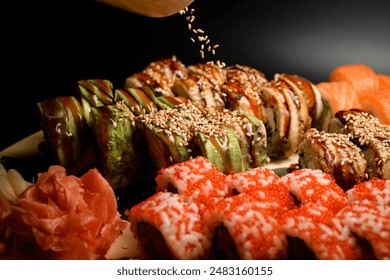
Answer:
[377,74,390,90]
[329,64,380,92]
[316,81,360,113]
[358,89,390,125]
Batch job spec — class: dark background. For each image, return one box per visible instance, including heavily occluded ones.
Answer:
[1,0,390,151]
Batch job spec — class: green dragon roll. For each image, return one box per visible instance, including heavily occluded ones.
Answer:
[89,102,146,192]
[77,79,115,126]
[37,96,95,173]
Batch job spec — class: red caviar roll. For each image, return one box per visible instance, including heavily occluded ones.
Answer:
[226,166,280,193]
[202,193,288,260]
[280,169,348,213]
[346,178,390,206]
[155,156,230,212]
[126,192,211,260]
[336,200,390,260]
[278,203,362,260]
[226,167,295,214]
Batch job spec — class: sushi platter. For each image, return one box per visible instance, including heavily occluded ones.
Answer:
[1,0,389,261]
[1,55,389,260]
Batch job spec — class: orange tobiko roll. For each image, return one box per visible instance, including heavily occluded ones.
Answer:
[155,156,230,213]
[202,193,288,260]
[280,169,348,213]
[226,166,295,214]
[278,203,362,260]
[126,192,211,260]
[336,200,390,260]
[346,178,390,206]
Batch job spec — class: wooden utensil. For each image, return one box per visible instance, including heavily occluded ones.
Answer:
[97,0,194,17]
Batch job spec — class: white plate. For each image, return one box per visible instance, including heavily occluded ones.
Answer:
[0,131,45,158]
[0,131,299,260]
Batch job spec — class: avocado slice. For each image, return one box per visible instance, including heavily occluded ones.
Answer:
[195,131,227,173]
[127,87,158,114]
[141,123,190,170]
[90,104,145,191]
[241,113,268,167]
[223,125,246,173]
[77,79,115,126]
[77,79,114,106]
[37,96,93,171]
[195,125,245,174]
[114,88,143,116]
[155,96,187,110]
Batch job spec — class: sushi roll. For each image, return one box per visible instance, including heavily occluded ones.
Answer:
[155,156,230,212]
[136,102,203,170]
[172,62,226,114]
[280,168,348,213]
[89,102,147,192]
[359,89,390,125]
[329,63,380,92]
[114,87,158,116]
[225,167,295,215]
[77,79,115,126]
[224,64,267,87]
[126,192,211,260]
[226,166,281,194]
[258,80,291,158]
[143,55,188,87]
[274,73,312,133]
[209,109,268,168]
[202,193,288,260]
[171,76,209,114]
[221,64,267,119]
[37,96,95,174]
[259,76,312,159]
[346,178,390,207]
[298,128,368,190]
[125,56,187,97]
[336,200,390,260]
[277,73,334,131]
[278,203,362,260]
[328,109,390,180]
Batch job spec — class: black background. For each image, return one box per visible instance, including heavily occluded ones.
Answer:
[1,0,390,151]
